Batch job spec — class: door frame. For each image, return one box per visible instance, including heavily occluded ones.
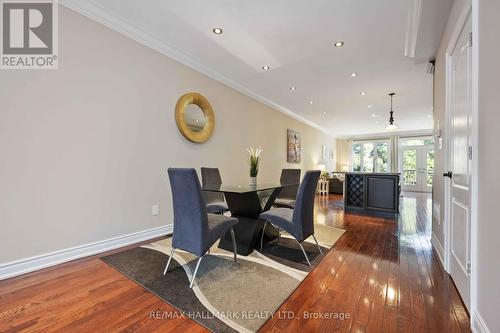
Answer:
[443,0,478,316]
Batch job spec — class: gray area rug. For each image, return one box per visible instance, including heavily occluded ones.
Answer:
[101,225,344,333]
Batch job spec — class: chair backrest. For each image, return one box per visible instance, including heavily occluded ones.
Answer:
[278,169,301,199]
[292,170,320,241]
[167,168,208,256]
[201,167,225,204]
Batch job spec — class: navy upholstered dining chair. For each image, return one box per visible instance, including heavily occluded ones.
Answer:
[274,169,301,209]
[259,170,322,266]
[201,167,229,214]
[164,168,238,288]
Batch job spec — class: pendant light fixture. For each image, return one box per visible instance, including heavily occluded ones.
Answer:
[385,92,398,131]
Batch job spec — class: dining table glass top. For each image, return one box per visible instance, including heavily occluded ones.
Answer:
[203,183,299,194]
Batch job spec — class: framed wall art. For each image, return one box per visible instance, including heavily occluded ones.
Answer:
[287,129,301,163]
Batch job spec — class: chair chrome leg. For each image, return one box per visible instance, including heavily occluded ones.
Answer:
[297,241,311,267]
[163,247,176,275]
[312,234,323,254]
[230,227,237,262]
[260,222,268,252]
[189,256,204,288]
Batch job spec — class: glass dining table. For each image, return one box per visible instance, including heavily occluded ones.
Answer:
[203,183,298,255]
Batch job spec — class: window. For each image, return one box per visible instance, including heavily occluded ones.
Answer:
[352,144,362,171]
[402,149,417,186]
[351,140,390,172]
[400,137,434,146]
[427,150,435,187]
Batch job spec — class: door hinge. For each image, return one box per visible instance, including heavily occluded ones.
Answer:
[467,261,471,274]
[468,146,473,160]
[468,32,473,47]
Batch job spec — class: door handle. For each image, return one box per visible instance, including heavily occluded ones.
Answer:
[443,171,453,178]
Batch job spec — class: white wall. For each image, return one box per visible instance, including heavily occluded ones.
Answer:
[475,0,500,330]
[0,7,335,265]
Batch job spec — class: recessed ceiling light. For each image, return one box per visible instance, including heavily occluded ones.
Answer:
[212,27,223,34]
[290,86,296,90]
[262,65,270,71]
[360,92,366,96]
[351,73,358,77]
[323,111,327,115]
[309,100,313,104]
[371,114,376,117]
[334,41,344,47]
[368,105,373,108]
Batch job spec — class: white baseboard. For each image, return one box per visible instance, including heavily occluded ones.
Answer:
[472,310,491,333]
[431,231,446,270]
[0,225,173,280]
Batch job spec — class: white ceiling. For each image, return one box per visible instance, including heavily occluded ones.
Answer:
[64,0,453,137]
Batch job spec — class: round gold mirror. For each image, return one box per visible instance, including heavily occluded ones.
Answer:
[184,104,206,132]
[175,92,215,143]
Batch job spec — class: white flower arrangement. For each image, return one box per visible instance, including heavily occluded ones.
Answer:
[246,147,263,177]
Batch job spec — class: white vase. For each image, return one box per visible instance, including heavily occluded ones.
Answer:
[249,176,257,186]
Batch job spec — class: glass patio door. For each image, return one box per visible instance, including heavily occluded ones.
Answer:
[400,146,434,192]
[423,147,434,193]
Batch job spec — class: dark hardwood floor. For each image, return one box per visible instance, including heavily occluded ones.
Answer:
[261,192,470,333]
[0,193,470,332]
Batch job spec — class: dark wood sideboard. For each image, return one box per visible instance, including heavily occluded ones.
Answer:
[343,172,400,219]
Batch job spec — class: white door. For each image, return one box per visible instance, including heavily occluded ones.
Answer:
[401,146,434,192]
[447,13,472,310]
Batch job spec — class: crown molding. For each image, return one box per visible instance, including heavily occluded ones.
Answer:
[58,0,334,138]
[405,0,423,58]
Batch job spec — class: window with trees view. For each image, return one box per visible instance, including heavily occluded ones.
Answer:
[351,140,390,172]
